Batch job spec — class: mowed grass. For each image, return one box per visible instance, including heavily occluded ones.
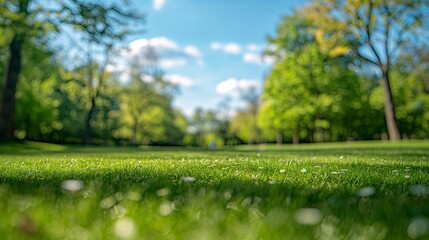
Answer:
[0,141,428,240]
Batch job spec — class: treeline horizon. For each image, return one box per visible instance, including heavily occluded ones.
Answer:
[0,0,428,146]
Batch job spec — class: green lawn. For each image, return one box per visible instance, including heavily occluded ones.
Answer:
[0,141,428,239]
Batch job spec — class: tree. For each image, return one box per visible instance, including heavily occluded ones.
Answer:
[240,86,260,144]
[384,46,429,138]
[0,0,141,141]
[301,0,429,140]
[115,46,183,146]
[0,0,30,140]
[261,14,374,143]
[83,47,112,145]
[15,40,62,141]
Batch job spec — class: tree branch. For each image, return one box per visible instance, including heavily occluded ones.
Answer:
[357,50,379,67]
[364,0,383,66]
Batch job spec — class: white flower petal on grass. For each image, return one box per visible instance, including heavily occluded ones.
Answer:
[280,169,286,173]
[156,188,170,197]
[100,196,116,209]
[300,168,307,173]
[159,201,174,216]
[182,177,196,183]
[224,191,232,200]
[410,185,429,196]
[407,218,429,239]
[357,186,376,197]
[61,180,84,192]
[294,208,323,225]
[126,191,142,201]
[114,217,136,239]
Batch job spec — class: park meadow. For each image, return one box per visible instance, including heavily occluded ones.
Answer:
[1,1,429,239]
[1,140,429,239]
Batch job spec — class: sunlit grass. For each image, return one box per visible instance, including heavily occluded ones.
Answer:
[0,141,428,239]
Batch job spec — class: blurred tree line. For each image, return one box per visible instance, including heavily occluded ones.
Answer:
[0,0,187,145]
[238,0,428,144]
[0,0,428,146]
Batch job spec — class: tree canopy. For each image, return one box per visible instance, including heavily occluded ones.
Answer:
[0,0,428,145]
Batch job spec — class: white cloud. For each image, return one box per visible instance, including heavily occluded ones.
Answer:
[247,44,260,52]
[127,39,149,55]
[211,42,273,65]
[149,37,178,50]
[129,37,178,52]
[242,52,276,65]
[216,78,259,96]
[126,37,179,57]
[141,74,155,83]
[210,42,223,50]
[184,45,204,66]
[243,52,262,64]
[153,0,166,11]
[105,63,131,82]
[118,72,130,83]
[105,64,121,72]
[184,45,202,59]
[124,37,202,69]
[158,59,185,68]
[165,74,194,87]
[210,42,242,55]
[223,43,242,55]
[181,108,195,118]
[262,55,275,65]
[267,43,278,52]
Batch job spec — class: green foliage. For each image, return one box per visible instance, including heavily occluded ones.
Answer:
[259,2,429,143]
[261,15,383,143]
[14,40,60,140]
[114,70,185,146]
[301,0,429,140]
[1,0,428,145]
[389,49,429,138]
[187,108,229,147]
[230,111,257,143]
[0,141,428,238]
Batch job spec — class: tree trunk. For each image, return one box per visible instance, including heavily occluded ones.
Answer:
[380,70,401,141]
[318,128,324,143]
[293,131,300,145]
[0,1,30,141]
[84,96,96,144]
[103,107,109,145]
[276,130,283,145]
[0,35,24,140]
[130,117,138,146]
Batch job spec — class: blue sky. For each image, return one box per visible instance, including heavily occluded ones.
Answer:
[123,0,307,116]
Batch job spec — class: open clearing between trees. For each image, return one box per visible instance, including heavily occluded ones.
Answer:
[0,141,428,239]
